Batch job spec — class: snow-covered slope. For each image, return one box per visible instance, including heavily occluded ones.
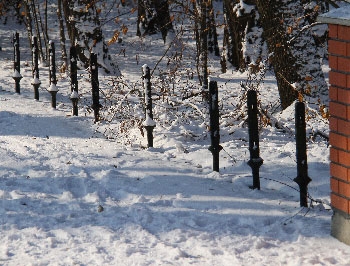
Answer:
[0,1,350,265]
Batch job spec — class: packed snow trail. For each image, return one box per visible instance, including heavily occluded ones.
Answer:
[1,82,350,265]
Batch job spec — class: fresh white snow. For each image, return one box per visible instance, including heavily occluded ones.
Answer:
[0,2,350,265]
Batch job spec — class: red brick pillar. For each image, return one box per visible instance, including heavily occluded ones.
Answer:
[319,10,350,245]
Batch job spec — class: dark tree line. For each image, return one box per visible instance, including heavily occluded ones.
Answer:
[0,0,345,109]
[169,0,335,108]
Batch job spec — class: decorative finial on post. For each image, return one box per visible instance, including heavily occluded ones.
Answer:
[70,46,79,116]
[247,89,263,190]
[12,32,22,94]
[48,41,59,108]
[31,36,41,100]
[142,64,156,148]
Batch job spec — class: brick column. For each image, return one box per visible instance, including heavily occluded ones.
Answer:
[319,9,350,245]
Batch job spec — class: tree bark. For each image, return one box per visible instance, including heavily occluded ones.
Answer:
[57,0,68,71]
[283,0,328,97]
[31,0,46,64]
[256,0,298,109]
[199,0,208,95]
[207,0,219,56]
[223,0,258,71]
[23,1,34,51]
[62,0,120,75]
[137,0,173,42]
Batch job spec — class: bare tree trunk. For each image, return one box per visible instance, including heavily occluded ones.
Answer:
[57,0,68,71]
[35,0,49,62]
[154,0,173,42]
[137,0,173,42]
[223,0,242,70]
[62,0,120,75]
[137,0,146,37]
[41,0,49,57]
[31,0,46,64]
[200,0,208,99]
[61,0,74,42]
[282,0,328,97]
[223,0,258,71]
[207,0,219,56]
[192,1,202,84]
[256,0,298,109]
[23,1,33,51]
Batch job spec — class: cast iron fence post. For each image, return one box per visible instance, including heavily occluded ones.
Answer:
[294,101,312,207]
[48,41,58,108]
[12,32,22,94]
[208,80,221,172]
[142,64,156,148]
[247,90,263,190]
[90,52,100,122]
[70,46,79,116]
[31,36,41,100]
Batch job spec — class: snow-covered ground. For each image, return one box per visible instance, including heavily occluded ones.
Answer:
[1,2,350,265]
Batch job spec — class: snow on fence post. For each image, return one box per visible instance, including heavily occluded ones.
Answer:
[208,80,221,172]
[90,52,100,123]
[12,32,22,94]
[31,36,41,100]
[247,89,263,190]
[141,64,156,148]
[48,41,59,109]
[70,46,79,116]
[294,101,312,207]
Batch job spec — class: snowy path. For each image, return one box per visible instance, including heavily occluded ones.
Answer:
[1,88,350,265]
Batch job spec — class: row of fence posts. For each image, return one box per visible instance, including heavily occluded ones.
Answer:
[11,32,311,207]
[137,72,312,207]
[12,32,154,135]
[209,84,311,207]
[11,32,101,120]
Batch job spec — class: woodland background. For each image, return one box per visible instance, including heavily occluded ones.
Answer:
[0,0,342,112]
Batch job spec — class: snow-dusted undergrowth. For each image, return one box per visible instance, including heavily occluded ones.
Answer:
[0,2,349,265]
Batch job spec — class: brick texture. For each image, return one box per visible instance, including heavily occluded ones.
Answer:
[329,101,347,120]
[339,180,350,198]
[329,86,337,101]
[338,57,350,73]
[330,132,348,150]
[337,119,350,136]
[329,24,350,215]
[330,162,348,182]
[331,193,349,214]
[329,24,338,38]
[331,177,339,193]
[338,25,350,42]
[329,117,338,131]
[329,40,347,56]
[329,71,347,88]
[329,55,338,70]
[337,88,350,105]
[338,150,350,167]
[330,147,339,163]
